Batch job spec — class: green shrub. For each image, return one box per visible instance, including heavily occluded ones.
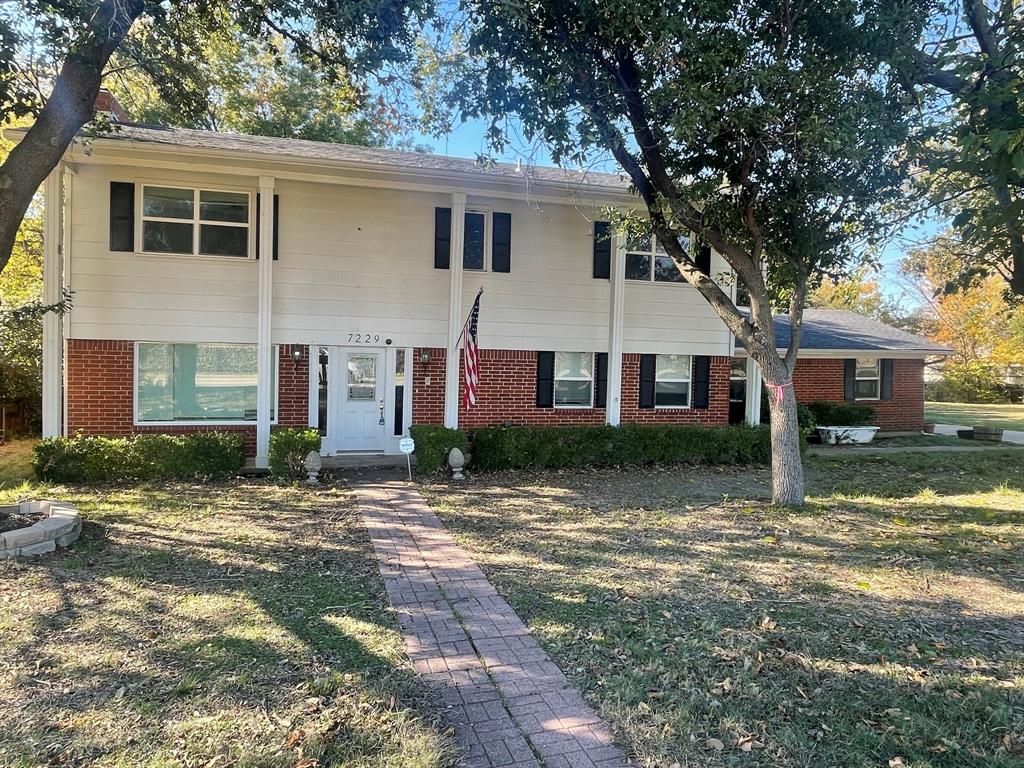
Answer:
[33,431,246,484]
[469,424,771,472]
[796,403,817,433]
[409,425,468,475]
[807,400,876,426]
[268,427,322,480]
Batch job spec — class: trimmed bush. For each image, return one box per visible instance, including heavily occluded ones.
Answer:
[468,424,771,472]
[33,432,246,484]
[807,400,876,426]
[409,425,469,475]
[268,427,322,480]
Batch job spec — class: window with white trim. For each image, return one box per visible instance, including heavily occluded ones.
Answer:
[554,352,594,407]
[855,357,880,400]
[463,210,489,270]
[625,232,691,283]
[655,354,691,407]
[141,185,251,258]
[136,342,276,423]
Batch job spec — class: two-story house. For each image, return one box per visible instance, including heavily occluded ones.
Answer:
[20,97,948,466]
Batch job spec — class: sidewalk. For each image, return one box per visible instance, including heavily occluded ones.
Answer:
[351,477,634,768]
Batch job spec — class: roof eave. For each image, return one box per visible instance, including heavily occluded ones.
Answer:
[5,126,637,205]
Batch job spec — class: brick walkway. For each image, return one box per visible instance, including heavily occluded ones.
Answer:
[352,479,634,768]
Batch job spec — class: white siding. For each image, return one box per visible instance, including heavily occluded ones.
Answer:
[68,165,259,344]
[271,180,449,347]
[66,161,733,356]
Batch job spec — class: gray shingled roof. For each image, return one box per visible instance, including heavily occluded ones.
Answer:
[91,123,631,190]
[738,309,951,354]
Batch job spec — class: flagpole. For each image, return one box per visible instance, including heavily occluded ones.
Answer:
[454,287,484,348]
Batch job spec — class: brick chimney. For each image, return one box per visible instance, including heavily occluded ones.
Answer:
[95,89,130,123]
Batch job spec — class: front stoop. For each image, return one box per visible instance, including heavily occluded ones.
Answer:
[351,480,635,768]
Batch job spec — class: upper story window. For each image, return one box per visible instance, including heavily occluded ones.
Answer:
[655,354,692,408]
[141,185,251,258]
[855,357,880,400]
[554,352,594,407]
[463,210,488,270]
[625,233,691,283]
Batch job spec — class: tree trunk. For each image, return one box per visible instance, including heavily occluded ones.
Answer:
[762,368,805,507]
[0,0,144,276]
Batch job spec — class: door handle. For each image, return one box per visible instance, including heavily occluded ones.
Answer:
[378,398,385,426]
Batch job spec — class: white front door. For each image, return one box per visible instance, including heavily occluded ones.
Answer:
[333,348,386,452]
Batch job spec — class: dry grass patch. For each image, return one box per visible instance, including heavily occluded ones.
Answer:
[427,452,1024,768]
[0,480,456,768]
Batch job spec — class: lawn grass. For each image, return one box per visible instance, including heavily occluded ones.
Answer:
[427,451,1024,767]
[866,433,973,448]
[925,401,1024,431]
[0,480,456,768]
[0,437,36,488]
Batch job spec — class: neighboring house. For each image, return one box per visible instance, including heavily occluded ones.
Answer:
[19,98,949,464]
[732,310,953,431]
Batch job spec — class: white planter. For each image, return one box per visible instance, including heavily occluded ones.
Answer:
[816,426,880,445]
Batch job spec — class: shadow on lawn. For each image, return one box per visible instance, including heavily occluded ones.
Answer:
[428,459,1024,766]
[3,482,454,768]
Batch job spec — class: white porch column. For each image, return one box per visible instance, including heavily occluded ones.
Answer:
[606,232,626,425]
[444,193,467,429]
[745,356,763,425]
[255,176,275,467]
[42,167,64,438]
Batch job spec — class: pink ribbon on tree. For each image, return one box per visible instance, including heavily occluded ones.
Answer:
[765,380,793,408]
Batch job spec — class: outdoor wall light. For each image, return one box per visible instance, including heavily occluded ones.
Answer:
[419,349,432,366]
[291,346,303,365]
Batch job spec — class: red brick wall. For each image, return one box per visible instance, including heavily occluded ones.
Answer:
[620,355,731,425]
[65,340,309,455]
[411,348,731,428]
[790,357,925,432]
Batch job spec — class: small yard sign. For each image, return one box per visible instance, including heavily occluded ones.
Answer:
[399,437,415,480]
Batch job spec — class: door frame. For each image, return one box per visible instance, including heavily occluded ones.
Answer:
[307,344,414,455]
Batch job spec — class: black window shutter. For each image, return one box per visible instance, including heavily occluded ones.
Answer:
[695,242,712,276]
[880,359,894,401]
[595,352,608,408]
[109,181,135,251]
[693,355,711,409]
[593,221,611,279]
[273,194,279,260]
[255,193,280,260]
[536,351,555,408]
[492,212,511,273]
[844,359,857,401]
[639,354,656,409]
[434,207,452,269]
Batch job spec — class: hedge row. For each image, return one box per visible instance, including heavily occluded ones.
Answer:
[33,432,246,484]
[470,424,771,471]
[409,425,469,475]
[411,423,770,474]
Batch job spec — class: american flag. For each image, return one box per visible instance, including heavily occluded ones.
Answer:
[463,290,482,408]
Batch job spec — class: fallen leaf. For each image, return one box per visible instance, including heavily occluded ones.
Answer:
[283,729,304,749]
[706,738,725,752]
[889,758,905,768]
